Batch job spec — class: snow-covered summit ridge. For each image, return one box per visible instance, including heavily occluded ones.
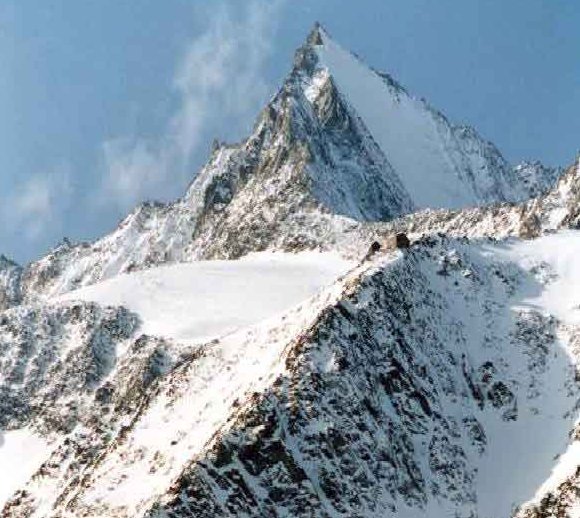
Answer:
[301,24,548,210]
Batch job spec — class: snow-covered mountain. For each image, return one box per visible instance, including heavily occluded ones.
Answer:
[1,24,559,305]
[1,23,579,518]
[3,234,580,517]
[306,25,534,209]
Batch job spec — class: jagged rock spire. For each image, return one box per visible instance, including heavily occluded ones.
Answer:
[293,23,326,74]
[0,254,19,269]
[306,22,326,46]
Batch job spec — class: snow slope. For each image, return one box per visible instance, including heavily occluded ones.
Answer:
[483,231,580,512]
[312,27,527,209]
[59,252,353,342]
[52,254,368,518]
[395,235,580,517]
[488,230,580,328]
[0,430,50,509]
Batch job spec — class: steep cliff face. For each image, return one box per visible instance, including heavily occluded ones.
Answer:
[512,161,562,199]
[527,158,580,231]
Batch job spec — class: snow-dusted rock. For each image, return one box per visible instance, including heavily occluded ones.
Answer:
[0,255,21,310]
[0,23,578,518]
[2,235,580,516]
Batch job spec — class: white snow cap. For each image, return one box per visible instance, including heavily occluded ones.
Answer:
[306,24,528,210]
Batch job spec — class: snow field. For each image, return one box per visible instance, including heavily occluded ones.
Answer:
[59,251,354,343]
[0,429,50,509]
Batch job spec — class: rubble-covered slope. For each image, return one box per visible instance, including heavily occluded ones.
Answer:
[0,301,137,433]
[0,296,201,517]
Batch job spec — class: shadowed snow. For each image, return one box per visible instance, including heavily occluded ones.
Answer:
[478,230,580,513]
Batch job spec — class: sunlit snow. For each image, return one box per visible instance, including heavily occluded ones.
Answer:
[490,230,580,327]
[59,251,354,343]
[0,429,50,509]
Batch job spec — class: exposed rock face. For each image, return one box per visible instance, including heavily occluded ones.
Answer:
[0,299,201,517]
[512,161,562,199]
[516,459,580,518]
[1,23,579,518]
[0,256,22,311]
[0,301,137,432]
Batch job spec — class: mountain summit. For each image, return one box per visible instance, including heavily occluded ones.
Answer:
[1,24,579,518]
[300,24,543,209]
[1,24,559,303]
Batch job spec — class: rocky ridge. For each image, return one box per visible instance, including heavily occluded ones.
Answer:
[1,23,579,518]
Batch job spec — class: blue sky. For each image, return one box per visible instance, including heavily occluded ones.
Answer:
[1,0,578,262]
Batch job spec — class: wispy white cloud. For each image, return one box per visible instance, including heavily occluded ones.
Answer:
[100,0,284,209]
[2,0,284,258]
[3,169,71,241]
[171,0,283,159]
[101,137,171,208]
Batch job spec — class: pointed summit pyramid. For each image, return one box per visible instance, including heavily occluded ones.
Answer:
[297,24,535,210]
[306,21,325,46]
[9,24,559,302]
